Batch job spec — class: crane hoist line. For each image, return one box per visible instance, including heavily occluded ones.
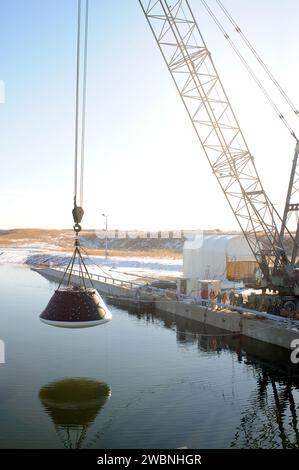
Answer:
[200,0,298,140]
[40,0,112,329]
[139,0,299,309]
[215,0,299,118]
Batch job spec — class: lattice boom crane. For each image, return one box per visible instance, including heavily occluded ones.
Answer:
[139,0,299,301]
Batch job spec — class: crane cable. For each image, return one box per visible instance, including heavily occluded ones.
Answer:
[80,0,89,208]
[216,0,299,118]
[60,0,90,290]
[73,0,81,208]
[200,0,298,141]
[73,0,89,233]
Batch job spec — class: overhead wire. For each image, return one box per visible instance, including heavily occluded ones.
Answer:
[80,246,154,283]
[80,245,114,279]
[216,0,299,119]
[211,1,299,249]
[209,1,299,244]
[80,245,179,285]
[199,0,298,141]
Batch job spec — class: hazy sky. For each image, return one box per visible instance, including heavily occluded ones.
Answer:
[1,0,299,231]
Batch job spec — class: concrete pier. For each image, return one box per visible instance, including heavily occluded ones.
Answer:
[34,267,299,351]
[155,300,299,351]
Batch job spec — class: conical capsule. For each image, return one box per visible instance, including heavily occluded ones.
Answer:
[40,286,112,328]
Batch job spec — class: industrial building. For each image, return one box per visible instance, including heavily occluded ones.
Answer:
[183,234,258,291]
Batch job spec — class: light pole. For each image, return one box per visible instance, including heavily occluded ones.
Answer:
[102,213,108,260]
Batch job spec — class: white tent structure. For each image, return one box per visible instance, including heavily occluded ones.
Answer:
[183,234,257,287]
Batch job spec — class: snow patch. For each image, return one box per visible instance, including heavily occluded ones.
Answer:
[0,248,183,282]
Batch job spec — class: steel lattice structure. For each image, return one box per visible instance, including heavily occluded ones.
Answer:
[139,0,295,287]
[281,142,299,264]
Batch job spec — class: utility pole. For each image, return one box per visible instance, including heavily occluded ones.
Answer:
[102,213,108,260]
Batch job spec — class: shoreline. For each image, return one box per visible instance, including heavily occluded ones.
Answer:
[0,244,182,260]
[34,266,299,351]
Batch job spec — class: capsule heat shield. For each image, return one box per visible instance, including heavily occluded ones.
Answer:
[40,287,112,328]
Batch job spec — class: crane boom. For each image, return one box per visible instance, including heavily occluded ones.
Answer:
[139,0,295,289]
[280,142,299,264]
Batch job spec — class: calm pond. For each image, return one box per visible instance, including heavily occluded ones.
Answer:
[0,264,298,449]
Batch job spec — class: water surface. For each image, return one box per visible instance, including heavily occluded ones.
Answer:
[0,264,299,449]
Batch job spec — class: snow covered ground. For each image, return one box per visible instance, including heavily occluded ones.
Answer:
[0,247,183,284]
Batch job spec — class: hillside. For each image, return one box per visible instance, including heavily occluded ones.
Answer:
[0,228,184,258]
[0,228,240,259]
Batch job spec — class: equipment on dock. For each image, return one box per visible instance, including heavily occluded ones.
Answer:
[139,0,299,315]
[40,0,112,328]
[149,280,177,290]
[178,278,221,298]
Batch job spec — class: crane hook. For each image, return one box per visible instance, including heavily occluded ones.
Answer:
[72,200,84,235]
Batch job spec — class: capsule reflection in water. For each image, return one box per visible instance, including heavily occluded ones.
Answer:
[39,378,111,448]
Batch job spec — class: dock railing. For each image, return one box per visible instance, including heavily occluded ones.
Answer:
[51,266,299,327]
[54,266,141,291]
